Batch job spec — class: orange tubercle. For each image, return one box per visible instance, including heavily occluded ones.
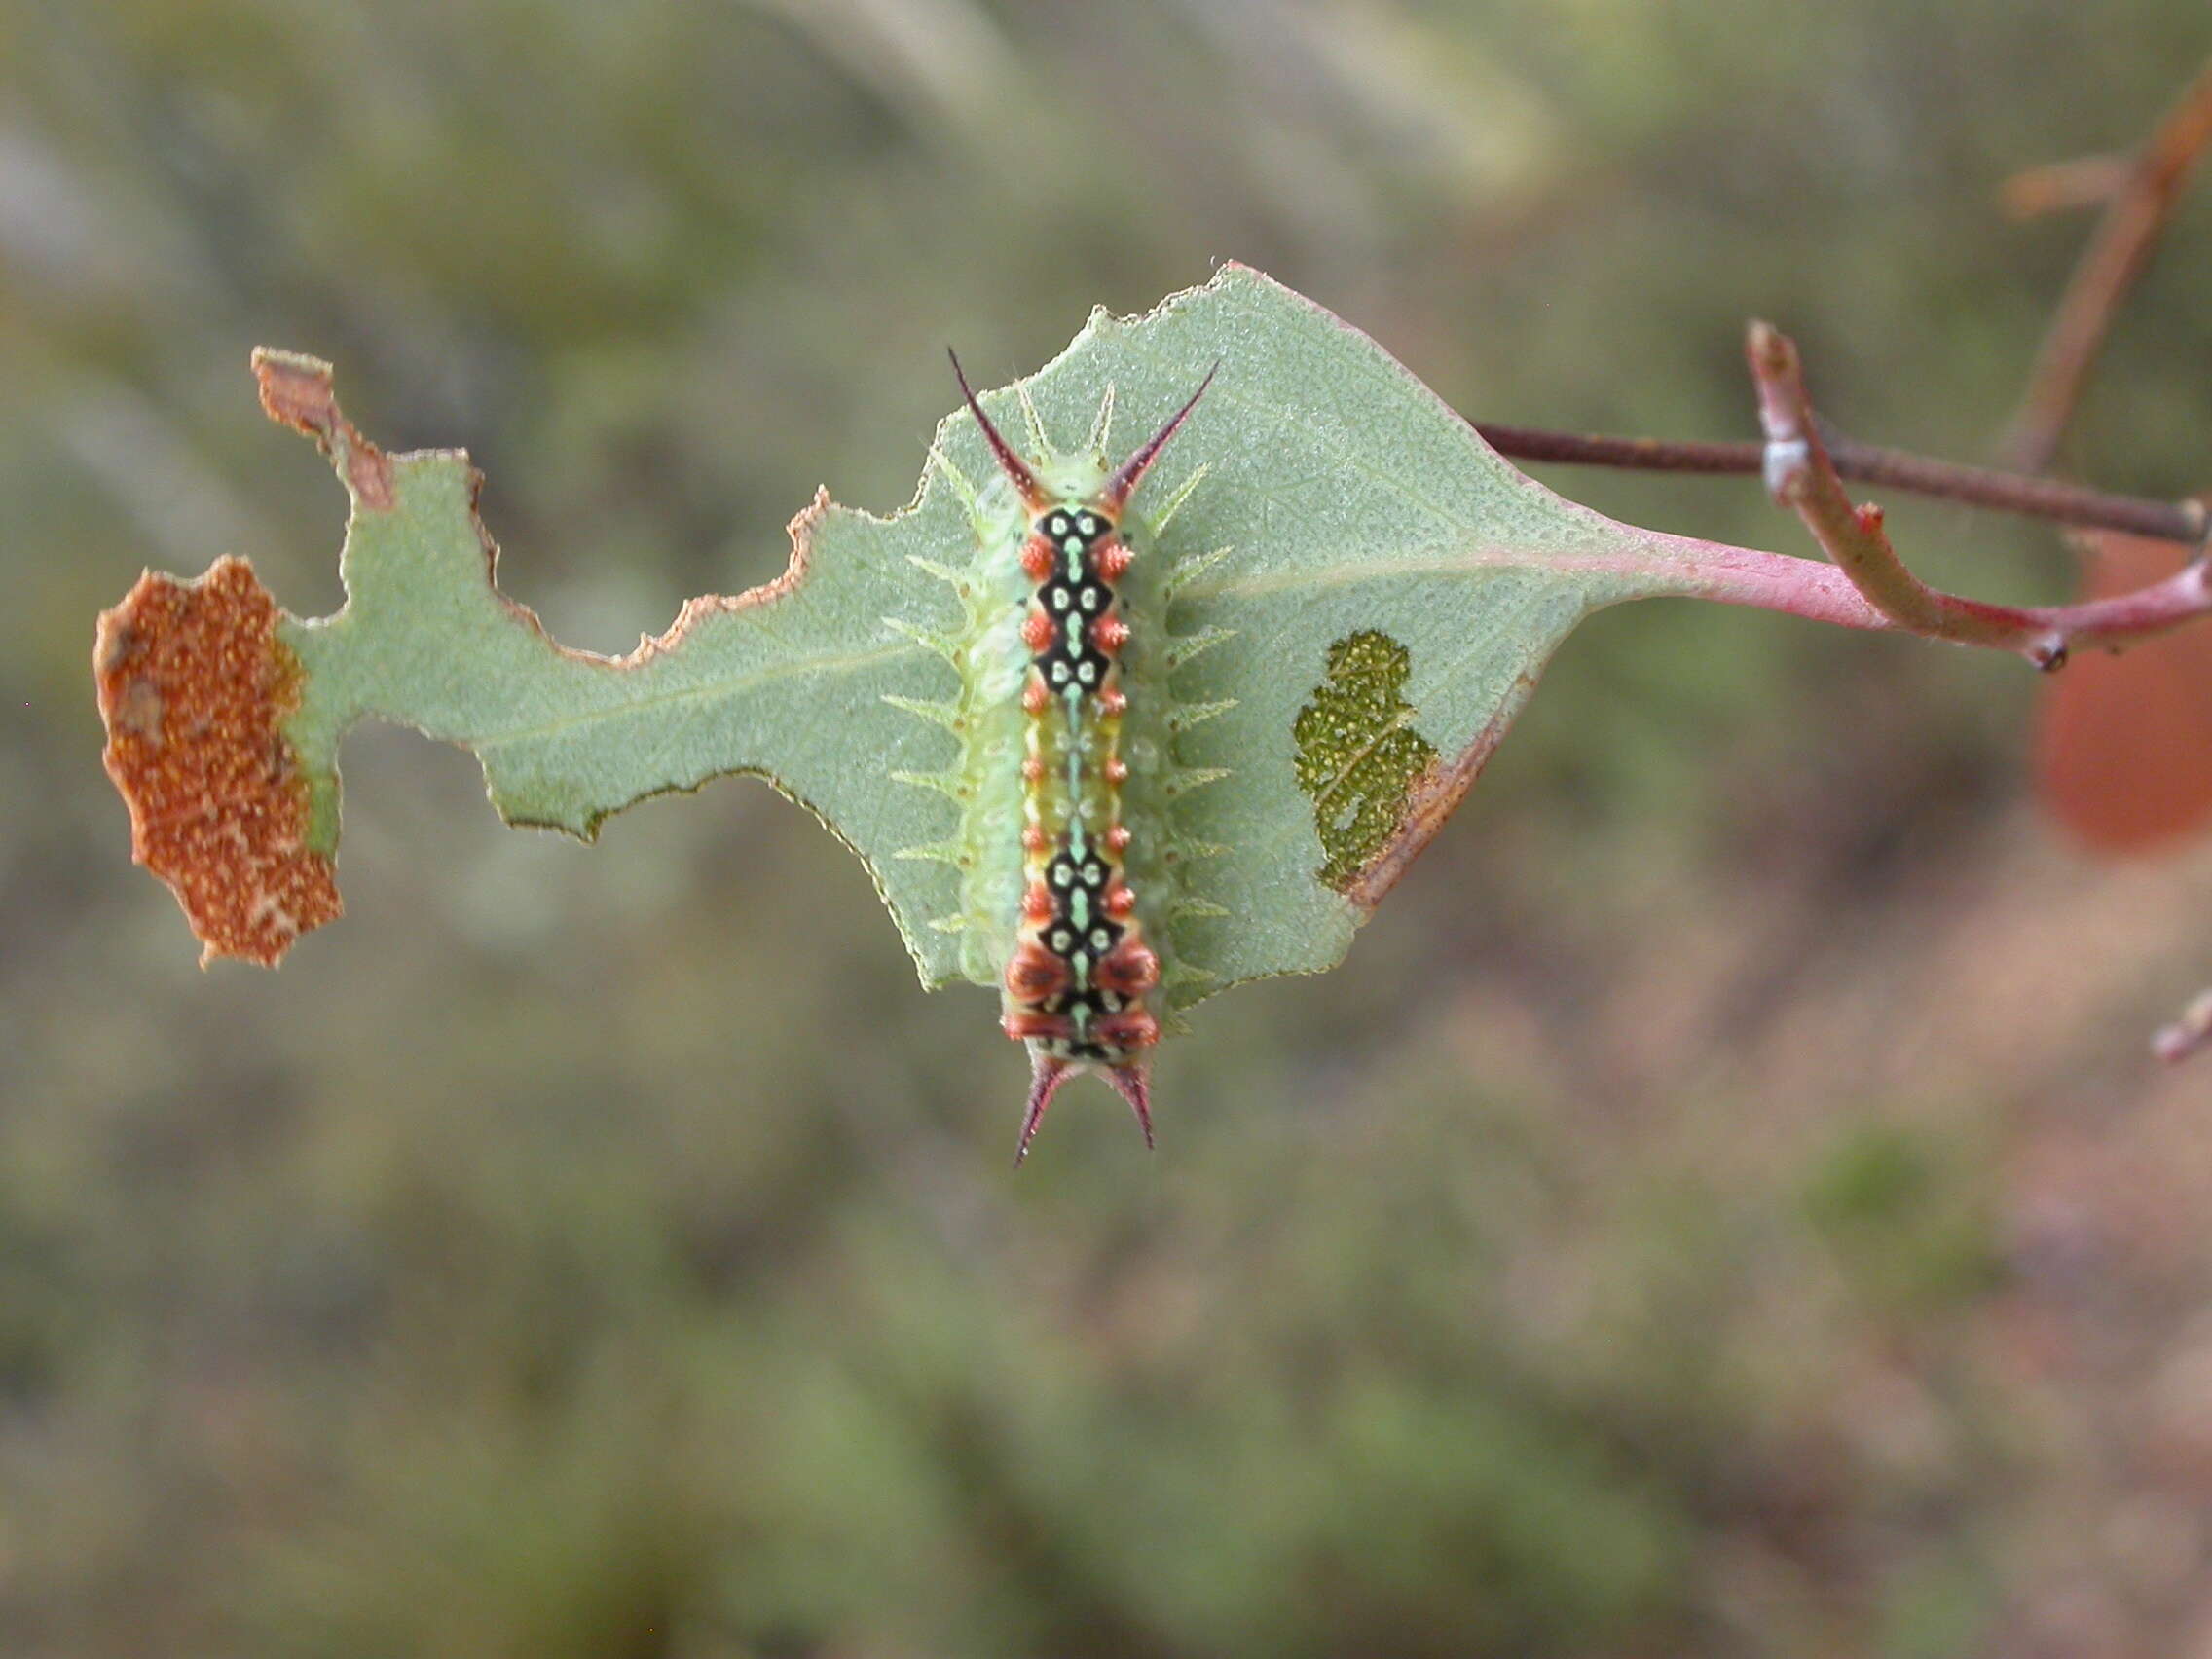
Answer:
[1100,941,1161,996]
[1090,615,1129,653]
[1004,940,1070,1002]
[1105,881,1136,917]
[1105,824,1131,853]
[1022,678,1051,716]
[1020,537,1055,582]
[1022,608,1056,653]
[1095,542,1133,581]
[1095,1009,1161,1050]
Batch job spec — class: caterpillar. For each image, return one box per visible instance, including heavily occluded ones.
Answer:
[950,353,1214,1165]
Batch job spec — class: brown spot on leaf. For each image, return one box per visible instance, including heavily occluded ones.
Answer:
[251,348,394,509]
[94,557,341,966]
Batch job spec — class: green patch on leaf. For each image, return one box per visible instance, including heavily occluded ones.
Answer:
[1293,632,1441,891]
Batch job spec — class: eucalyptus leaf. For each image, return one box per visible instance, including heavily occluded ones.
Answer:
[96,264,1776,1025]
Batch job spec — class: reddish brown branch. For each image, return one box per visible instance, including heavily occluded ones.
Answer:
[1748,320,2212,666]
[1472,424,2203,543]
[2000,55,2212,472]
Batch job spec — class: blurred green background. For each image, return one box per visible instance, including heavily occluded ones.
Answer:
[8,2,2212,1653]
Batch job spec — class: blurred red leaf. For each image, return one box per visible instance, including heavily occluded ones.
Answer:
[2035,531,2212,853]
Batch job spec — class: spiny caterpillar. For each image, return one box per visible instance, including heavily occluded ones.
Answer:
[948,352,1214,1165]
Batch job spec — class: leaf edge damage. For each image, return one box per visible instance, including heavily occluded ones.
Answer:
[95,349,839,967]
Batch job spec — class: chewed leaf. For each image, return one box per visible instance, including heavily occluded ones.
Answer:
[258,348,967,977]
[95,266,1762,1025]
